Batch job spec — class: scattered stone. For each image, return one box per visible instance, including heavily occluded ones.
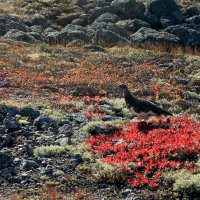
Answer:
[158,63,174,68]
[26,15,51,28]
[19,107,40,119]
[58,124,72,137]
[3,114,21,131]
[116,19,151,33]
[94,13,120,24]
[0,154,12,170]
[55,137,70,146]
[185,6,199,18]
[55,13,80,27]
[111,0,145,20]
[84,44,105,52]
[131,27,179,47]
[21,160,38,171]
[147,0,183,23]
[33,115,52,130]
[165,25,200,47]
[2,29,35,43]
[2,134,14,148]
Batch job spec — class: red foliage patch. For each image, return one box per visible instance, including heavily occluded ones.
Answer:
[86,115,200,187]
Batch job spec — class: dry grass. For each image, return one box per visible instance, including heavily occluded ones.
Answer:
[7,186,97,200]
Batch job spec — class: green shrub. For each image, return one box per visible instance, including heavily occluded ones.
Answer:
[163,168,200,196]
[34,145,67,157]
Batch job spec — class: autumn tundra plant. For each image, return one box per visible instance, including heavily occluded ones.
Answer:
[85,115,200,188]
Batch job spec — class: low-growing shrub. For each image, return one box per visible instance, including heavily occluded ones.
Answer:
[86,115,200,188]
[34,145,67,157]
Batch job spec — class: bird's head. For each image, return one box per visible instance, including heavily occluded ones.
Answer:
[117,84,129,92]
[115,84,129,97]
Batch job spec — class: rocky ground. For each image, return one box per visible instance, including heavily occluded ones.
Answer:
[0,0,200,199]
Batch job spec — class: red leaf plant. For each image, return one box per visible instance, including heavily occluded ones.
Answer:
[85,115,200,188]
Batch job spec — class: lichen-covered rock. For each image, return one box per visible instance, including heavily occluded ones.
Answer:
[165,25,200,47]
[94,13,120,24]
[116,19,151,33]
[131,27,179,46]
[185,6,199,18]
[21,160,38,171]
[185,15,200,25]
[26,15,51,28]
[33,115,52,130]
[3,114,21,131]
[147,0,183,23]
[55,13,80,27]
[2,30,35,43]
[0,154,12,170]
[111,0,145,20]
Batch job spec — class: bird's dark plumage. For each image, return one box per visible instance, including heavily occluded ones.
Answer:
[117,84,173,120]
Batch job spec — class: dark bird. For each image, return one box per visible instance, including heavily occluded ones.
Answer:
[117,84,173,120]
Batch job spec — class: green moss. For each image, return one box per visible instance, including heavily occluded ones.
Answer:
[90,160,126,184]
[34,145,67,157]
[163,159,200,197]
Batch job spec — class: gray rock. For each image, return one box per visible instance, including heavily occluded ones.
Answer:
[56,137,69,146]
[111,0,145,20]
[94,13,120,24]
[58,124,72,137]
[0,14,21,23]
[73,153,83,163]
[121,188,132,198]
[19,107,40,119]
[13,129,31,137]
[1,22,31,36]
[0,154,12,170]
[26,15,51,28]
[185,15,200,25]
[70,114,88,124]
[34,115,52,130]
[102,115,114,121]
[63,24,87,33]
[44,27,59,35]
[116,19,151,33]
[131,27,179,46]
[7,176,22,184]
[160,17,175,28]
[71,18,85,26]
[125,193,143,200]
[40,167,53,178]
[0,105,17,116]
[2,134,14,148]
[88,5,121,23]
[3,114,21,131]
[59,119,71,126]
[93,125,110,135]
[28,32,43,41]
[21,160,38,171]
[74,0,93,6]
[30,25,44,33]
[158,63,173,68]
[143,11,161,29]
[69,153,83,169]
[165,25,200,47]
[0,126,5,134]
[91,22,131,44]
[185,6,199,18]
[84,44,105,52]
[2,29,35,43]
[55,13,80,27]
[46,29,89,45]
[0,167,14,179]
[177,78,189,86]
[147,0,183,23]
